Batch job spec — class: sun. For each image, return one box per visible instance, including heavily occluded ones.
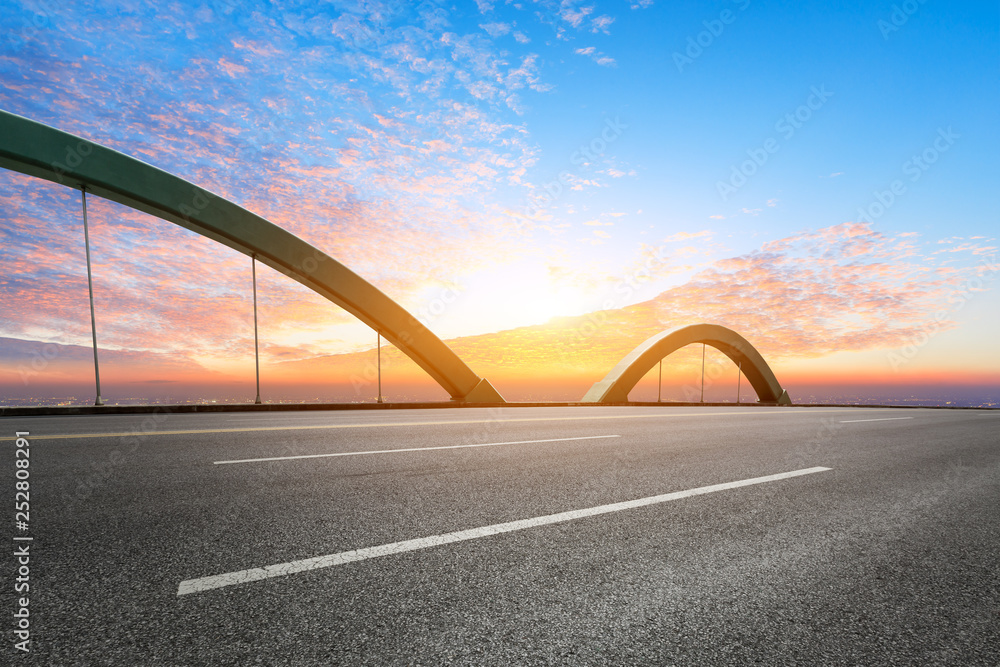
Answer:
[419,261,592,339]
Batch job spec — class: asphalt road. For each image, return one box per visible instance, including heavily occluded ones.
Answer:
[2,405,998,665]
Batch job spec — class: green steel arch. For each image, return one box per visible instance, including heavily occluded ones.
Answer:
[582,323,791,404]
[0,110,504,403]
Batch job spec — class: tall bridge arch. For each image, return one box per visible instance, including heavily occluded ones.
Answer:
[0,110,504,403]
[582,324,791,404]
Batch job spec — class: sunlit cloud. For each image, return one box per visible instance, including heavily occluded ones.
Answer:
[664,230,713,243]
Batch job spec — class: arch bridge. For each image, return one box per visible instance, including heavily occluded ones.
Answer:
[582,324,791,405]
[0,110,505,404]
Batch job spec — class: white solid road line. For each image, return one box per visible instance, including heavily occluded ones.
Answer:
[177,466,832,595]
[839,417,915,423]
[213,434,622,465]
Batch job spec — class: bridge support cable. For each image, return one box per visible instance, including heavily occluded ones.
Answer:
[700,343,705,403]
[377,331,384,404]
[80,187,104,406]
[252,256,262,405]
[737,361,742,403]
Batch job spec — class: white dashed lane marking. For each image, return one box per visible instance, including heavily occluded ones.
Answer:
[213,434,622,465]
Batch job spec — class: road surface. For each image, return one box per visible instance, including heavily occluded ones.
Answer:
[2,406,998,664]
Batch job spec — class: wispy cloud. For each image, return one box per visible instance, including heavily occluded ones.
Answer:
[591,15,615,34]
[480,22,511,38]
[560,3,594,28]
[574,46,617,66]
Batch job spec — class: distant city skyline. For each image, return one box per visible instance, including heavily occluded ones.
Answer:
[1,1,998,406]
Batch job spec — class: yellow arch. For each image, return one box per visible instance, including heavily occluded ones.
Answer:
[582,323,791,404]
[0,110,504,403]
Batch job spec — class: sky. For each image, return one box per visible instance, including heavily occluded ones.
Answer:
[1,0,998,406]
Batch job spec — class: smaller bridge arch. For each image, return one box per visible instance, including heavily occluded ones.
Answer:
[582,323,791,404]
